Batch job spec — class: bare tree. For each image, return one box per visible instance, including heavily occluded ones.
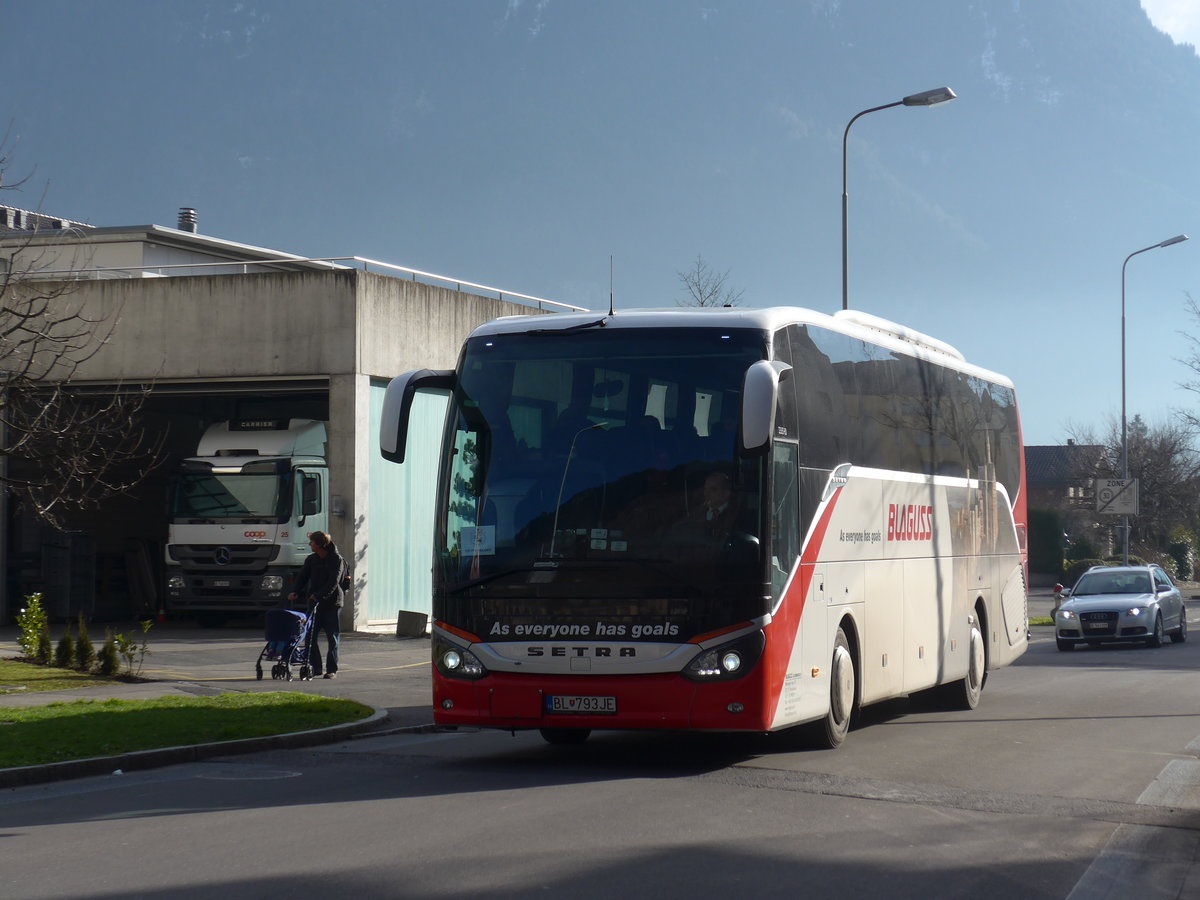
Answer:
[0,146,161,525]
[676,255,744,308]
[1070,416,1200,556]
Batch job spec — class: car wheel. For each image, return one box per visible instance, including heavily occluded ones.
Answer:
[1147,613,1164,648]
[1056,637,1075,652]
[1170,609,1188,644]
[540,728,590,745]
[942,618,985,709]
[811,627,856,749]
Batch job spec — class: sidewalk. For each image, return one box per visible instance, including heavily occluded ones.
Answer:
[0,621,436,787]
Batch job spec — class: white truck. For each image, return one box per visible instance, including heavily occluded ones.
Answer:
[164,419,329,614]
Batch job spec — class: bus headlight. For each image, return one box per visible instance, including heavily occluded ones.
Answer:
[683,630,764,682]
[433,635,488,680]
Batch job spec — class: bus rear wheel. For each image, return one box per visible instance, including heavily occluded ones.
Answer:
[813,627,855,749]
[540,728,591,745]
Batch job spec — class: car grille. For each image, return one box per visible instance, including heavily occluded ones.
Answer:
[1079,610,1118,636]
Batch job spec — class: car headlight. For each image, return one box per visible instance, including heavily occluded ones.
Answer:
[1125,607,1144,617]
[260,575,284,591]
[683,630,765,682]
[433,635,488,680]
[1058,609,1076,620]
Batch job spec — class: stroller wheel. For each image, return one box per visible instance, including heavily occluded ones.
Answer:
[255,664,263,681]
[299,665,311,681]
[286,669,294,682]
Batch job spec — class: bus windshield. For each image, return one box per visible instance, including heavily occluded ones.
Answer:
[437,326,769,639]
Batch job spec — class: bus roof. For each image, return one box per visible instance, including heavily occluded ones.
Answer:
[469,306,1015,389]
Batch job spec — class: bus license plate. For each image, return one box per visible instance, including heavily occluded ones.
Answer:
[546,695,616,715]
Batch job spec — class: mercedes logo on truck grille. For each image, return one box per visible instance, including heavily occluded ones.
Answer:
[214,546,233,566]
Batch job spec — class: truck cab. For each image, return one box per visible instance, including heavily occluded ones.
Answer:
[165,419,329,614]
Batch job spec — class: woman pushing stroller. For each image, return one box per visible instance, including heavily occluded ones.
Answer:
[288,531,347,679]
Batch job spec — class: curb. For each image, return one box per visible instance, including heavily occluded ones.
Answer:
[0,706,393,789]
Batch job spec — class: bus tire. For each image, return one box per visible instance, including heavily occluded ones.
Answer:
[943,618,985,710]
[814,627,855,749]
[540,728,591,745]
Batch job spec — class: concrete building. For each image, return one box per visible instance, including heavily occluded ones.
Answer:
[0,206,581,629]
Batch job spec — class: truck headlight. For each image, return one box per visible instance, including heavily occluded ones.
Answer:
[261,576,284,591]
[167,576,185,590]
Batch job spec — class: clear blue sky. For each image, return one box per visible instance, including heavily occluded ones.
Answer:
[3,1,1197,446]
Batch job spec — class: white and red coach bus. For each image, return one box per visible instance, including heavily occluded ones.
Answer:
[380,306,1027,747]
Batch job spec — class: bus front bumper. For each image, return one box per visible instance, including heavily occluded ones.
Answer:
[432,670,770,733]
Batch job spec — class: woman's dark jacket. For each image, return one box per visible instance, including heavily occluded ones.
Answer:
[292,543,346,609]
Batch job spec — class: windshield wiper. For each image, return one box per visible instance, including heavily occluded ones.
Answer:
[446,566,546,594]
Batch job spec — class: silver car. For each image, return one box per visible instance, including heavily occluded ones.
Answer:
[1055,564,1188,651]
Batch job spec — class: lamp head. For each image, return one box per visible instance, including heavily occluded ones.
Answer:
[1158,234,1189,248]
[902,86,956,107]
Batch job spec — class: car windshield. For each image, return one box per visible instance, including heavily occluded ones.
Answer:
[1073,571,1151,595]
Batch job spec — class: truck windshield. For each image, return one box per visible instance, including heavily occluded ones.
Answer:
[171,468,288,521]
[436,326,770,640]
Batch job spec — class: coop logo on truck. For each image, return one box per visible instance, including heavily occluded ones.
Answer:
[887,503,933,541]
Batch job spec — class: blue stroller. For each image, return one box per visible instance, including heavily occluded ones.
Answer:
[256,608,316,681]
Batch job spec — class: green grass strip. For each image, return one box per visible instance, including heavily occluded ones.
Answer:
[0,656,126,693]
[0,693,372,768]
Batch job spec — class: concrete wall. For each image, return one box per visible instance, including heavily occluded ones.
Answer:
[41,269,551,629]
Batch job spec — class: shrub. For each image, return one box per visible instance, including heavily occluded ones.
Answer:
[1168,540,1195,581]
[75,615,96,672]
[96,630,120,677]
[113,619,153,677]
[15,594,48,661]
[1064,558,1108,586]
[1027,509,1064,576]
[36,620,53,665]
[54,631,75,669]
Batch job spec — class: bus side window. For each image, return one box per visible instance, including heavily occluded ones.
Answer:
[770,442,800,602]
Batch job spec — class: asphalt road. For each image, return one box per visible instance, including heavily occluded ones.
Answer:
[2,590,1199,898]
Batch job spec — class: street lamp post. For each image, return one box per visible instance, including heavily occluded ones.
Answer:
[1119,233,1189,564]
[841,86,956,311]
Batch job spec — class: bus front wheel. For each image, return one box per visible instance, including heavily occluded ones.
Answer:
[814,627,855,749]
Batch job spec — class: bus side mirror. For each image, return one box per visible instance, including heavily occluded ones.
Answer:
[380,369,456,463]
[739,360,792,455]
